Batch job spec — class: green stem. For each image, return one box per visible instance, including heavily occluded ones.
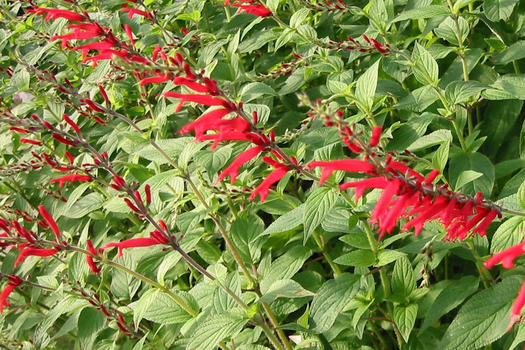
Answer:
[452,119,468,152]
[312,231,342,276]
[466,240,494,288]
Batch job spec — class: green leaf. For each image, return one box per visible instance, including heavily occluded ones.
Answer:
[260,246,312,294]
[492,75,525,100]
[240,82,277,102]
[391,256,416,297]
[490,217,525,254]
[334,250,376,267]
[376,250,407,266]
[445,81,487,104]
[230,212,265,264]
[394,303,418,343]
[519,182,525,210]
[303,187,339,243]
[187,310,248,350]
[136,138,194,164]
[310,273,361,332]
[408,130,452,152]
[434,16,469,46]
[355,59,380,111]
[266,0,279,13]
[78,307,106,350]
[390,5,450,22]
[438,276,523,350]
[261,204,304,237]
[340,232,371,250]
[412,42,439,85]
[129,289,196,326]
[420,276,479,332]
[290,8,310,28]
[449,152,495,196]
[63,193,104,219]
[454,170,483,191]
[494,41,525,65]
[258,279,315,303]
[484,0,519,21]
[111,254,141,300]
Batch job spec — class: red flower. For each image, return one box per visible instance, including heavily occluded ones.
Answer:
[28,7,85,22]
[145,184,152,205]
[218,146,265,184]
[172,77,211,93]
[179,108,232,138]
[340,177,390,200]
[0,275,23,314]
[164,92,229,112]
[73,42,114,59]
[123,24,135,46]
[52,133,77,147]
[63,114,81,133]
[139,74,170,86]
[369,126,382,147]
[485,242,525,269]
[307,159,377,184]
[249,157,290,202]
[200,131,260,150]
[49,174,92,188]
[38,205,61,237]
[101,235,168,258]
[120,8,152,19]
[226,1,272,17]
[20,139,41,145]
[86,239,100,274]
[14,247,60,267]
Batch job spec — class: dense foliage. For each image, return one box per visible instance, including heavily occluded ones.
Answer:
[1,0,525,349]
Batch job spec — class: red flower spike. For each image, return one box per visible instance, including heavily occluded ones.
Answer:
[484,241,525,269]
[86,239,98,256]
[307,159,377,184]
[38,205,61,237]
[369,126,382,147]
[113,174,126,188]
[101,237,166,257]
[51,31,100,42]
[200,131,260,150]
[73,42,114,58]
[163,92,229,112]
[63,114,81,134]
[145,184,151,205]
[385,161,424,182]
[20,139,42,145]
[10,127,28,133]
[49,174,91,188]
[134,190,143,205]
[14,247,59,267]
[28,7,85,22]
[139,74,170,86]
[84,99,104,113]
[218,146,265,184]
[249,164,290,202]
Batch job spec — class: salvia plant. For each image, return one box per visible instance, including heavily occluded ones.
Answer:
[1,0,525,349]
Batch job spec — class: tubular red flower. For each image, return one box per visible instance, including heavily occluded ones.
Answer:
[86,239,98,256]
[63,114,81,133]
[179,108,232,138]
[0,284,16,314]
[511,280,525,328]
[172,77,210,93]
[145,184,151,205]
[50,174,92,188]
[230,3,272,17]
[38,205,61,237]
[51,31,100,42]
[20,139,41,145]
[139,74,170,86]
[120,8,152,19]
[123,24,135,46]
[124,198,140,213]
[200,131,260,150]
[484,242,525,269]
[86,255,100,274]
[52,133,77,147]
[218,146,265,184]
[164,92,229,112]
[340,177,390,200]
[369,126,382,147]
[28,7,85,22]
[101,237,166,257]
[385,161,424,182]
[307,159,377,184]
[10,127,28,133]
[249,160,290,202]
[84,99,104,113]
[152,46,162,61]
[99,85,111,104]
[14,247,59,267]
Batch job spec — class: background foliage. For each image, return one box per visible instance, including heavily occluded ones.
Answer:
[1,0,525,349]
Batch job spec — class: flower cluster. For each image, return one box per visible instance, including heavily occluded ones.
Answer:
[0,275,23,314]
[314,35,390,56]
